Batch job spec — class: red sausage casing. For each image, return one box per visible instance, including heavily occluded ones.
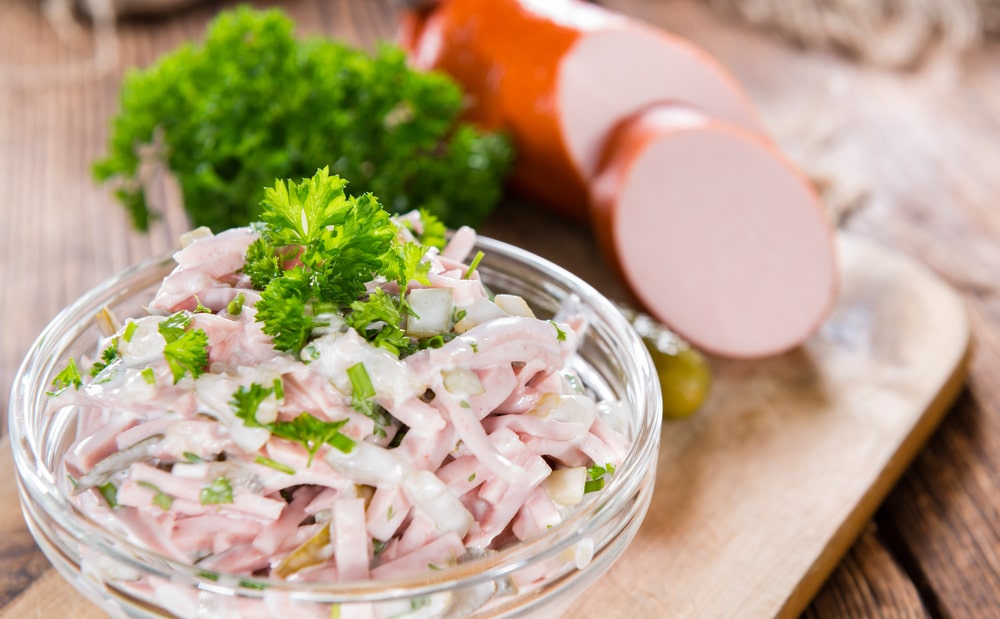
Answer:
[402,0,763,219]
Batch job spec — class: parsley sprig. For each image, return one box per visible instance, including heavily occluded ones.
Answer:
[245,168,435,357]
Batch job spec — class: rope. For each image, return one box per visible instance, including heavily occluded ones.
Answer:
[708,0,994,67]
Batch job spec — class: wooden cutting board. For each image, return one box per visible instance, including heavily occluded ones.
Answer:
[0,233,970,618]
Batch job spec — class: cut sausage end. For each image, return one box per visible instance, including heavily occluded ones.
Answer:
[558,26,763,181]
[591,107,837,359]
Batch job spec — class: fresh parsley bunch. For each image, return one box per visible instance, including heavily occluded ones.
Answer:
[93,7,513,232]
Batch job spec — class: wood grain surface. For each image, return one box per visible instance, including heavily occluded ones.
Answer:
[1,0,998,616]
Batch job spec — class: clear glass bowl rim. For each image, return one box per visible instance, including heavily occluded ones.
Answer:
[8,234,662,604]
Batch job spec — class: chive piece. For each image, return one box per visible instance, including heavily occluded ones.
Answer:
[347,362,375,402]
[137,481,174,511]
[200,476,234,505]
[463,251,485,279]
[227,292,246,316]
[255,455,296,475]
[239,579,267,591]
[98,482,119,508]
[122,321,138,343]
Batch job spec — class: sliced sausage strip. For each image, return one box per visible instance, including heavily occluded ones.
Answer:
[590,104,838,358]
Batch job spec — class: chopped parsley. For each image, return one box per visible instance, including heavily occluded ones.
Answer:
[158,312,209,383]
[230,382,275,426]
[90,340,120,378]
[200,476,234,505]
[346,288,410,355]
[230,382,355,464]
[162,330,209,383]
[48,358,83,396]
[137,481,174,511]
[548,320,567,342]
[98,481,118,508]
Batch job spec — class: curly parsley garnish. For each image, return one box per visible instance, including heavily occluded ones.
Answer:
[246,168,437,358]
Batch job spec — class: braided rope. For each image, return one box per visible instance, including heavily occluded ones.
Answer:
[708,0,995,66]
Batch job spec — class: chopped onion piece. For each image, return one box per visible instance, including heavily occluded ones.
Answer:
[441,368,485,397]
[324,441,411,486]
[453,298,507,334]
[405,288,454,338]
[542,467,586,507]
[179,226,213,248]
[403,470,474,537]
[494,294,535,318]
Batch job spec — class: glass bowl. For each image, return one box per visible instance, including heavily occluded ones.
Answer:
[8,235,662,618]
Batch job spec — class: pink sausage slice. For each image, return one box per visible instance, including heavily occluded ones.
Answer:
[590,105,838,358]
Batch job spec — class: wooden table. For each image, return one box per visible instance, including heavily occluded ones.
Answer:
[1,0,999,616]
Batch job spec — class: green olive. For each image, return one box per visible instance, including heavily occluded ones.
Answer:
[648,343,711,419]
[622,307,711,419]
